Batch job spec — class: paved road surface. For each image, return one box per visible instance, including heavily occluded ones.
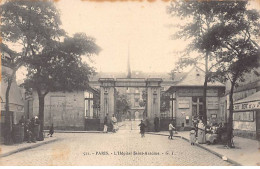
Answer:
[0,120,231,166]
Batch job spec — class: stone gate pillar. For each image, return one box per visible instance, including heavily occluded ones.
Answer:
[99,78,116,130]
[146,78,162,131]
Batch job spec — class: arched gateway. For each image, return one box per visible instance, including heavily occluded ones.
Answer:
[99,78,162,131]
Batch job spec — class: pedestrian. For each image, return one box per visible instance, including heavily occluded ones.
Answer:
[193,117,198,137]
[168,121,175,140]
[28,117,36,143]
[103,113,108,133]
[190,127,196,145]
[197,120,206,144]
[25,119,31,142]
[111,114,117,133]
[139,120,146,138]
[47,124,54,137]
[154,115,160,132]
[18,115,26,125]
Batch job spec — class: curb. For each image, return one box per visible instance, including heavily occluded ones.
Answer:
[146,132,242,166]
[0,138,60,158]
[45,124,125,133]
[46,130,102,133]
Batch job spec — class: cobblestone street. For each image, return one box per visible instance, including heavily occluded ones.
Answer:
[0,121,231,166]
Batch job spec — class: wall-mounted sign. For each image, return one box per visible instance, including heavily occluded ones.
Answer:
[208,101,219,110]
[234,101,260,111]
[211,114,217,119]
[178,100,190,109]
[233,111,254,122]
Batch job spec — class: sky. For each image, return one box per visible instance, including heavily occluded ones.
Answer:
[15,0,260,82]
[55,0,184,73]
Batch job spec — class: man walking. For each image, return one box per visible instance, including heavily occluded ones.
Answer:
[139,120,146,138]
[168,121,175,140]
[103,114,108,133]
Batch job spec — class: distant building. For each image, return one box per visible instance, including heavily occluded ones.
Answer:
[116,87,145,120]
[1,66,25,124]
[1,51,25,143]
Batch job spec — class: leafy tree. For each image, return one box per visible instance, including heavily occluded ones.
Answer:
[1,0,64,144]
[116,92,131,121]
[168,1,260,147]
[23,33,101,140]
[167,0,259,125]
[160,93,170,113]
[207,5,260,147]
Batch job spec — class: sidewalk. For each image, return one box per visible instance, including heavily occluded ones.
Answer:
[0,136,59,158]
[147,131,260,166]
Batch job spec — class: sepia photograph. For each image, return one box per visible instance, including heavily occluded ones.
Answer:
[0,0,260,166]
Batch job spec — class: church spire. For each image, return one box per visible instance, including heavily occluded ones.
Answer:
[127,43,131,78]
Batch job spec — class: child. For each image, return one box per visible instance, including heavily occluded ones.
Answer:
[47,124,54,137]
[168,121,175,140]
[139,120,146,138]
[190,127,196,145]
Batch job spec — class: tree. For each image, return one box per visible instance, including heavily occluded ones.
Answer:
[167,1,258,125]
[116,92,131,121]
[23,33,101,140]
[169,0,260,147]
[1,0,64,144]
[0,44,21,144]
[207,5,260,147]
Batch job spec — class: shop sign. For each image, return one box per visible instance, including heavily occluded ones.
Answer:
[234,101,260,111]
[178,100,190,109]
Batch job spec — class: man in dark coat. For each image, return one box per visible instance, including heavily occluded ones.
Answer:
[47,124,54,137]
[139,120,146,138]
[154,115,160,132]
[29,117,36,143]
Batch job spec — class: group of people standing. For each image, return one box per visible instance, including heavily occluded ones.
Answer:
[103,114,118,133]
[18,116,40,143]
[189,120,229,145]
[18,115,54,143]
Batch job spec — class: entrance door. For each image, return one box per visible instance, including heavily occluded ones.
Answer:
[256,110,260,140]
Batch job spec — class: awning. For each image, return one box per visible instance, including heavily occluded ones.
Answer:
[234,91,260,111]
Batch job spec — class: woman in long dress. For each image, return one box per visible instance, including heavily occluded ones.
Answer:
[111,114,117,133]
[197,120,206,144]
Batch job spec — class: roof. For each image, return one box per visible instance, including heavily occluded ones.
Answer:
[174,66,225,87]
[234,91,260,104]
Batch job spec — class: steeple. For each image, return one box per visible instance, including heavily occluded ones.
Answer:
[127,43,131,78]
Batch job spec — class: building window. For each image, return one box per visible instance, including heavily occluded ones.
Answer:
[192,97,203,118]
[85,91,94,118]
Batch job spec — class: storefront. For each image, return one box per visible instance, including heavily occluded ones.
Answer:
[233,91,260,140]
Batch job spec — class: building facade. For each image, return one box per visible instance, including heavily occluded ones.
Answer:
[166,66,225,130]
[227,66,260,139]
[1,51,25,143]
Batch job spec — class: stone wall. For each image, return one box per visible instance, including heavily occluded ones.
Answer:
[32,91,85,130]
